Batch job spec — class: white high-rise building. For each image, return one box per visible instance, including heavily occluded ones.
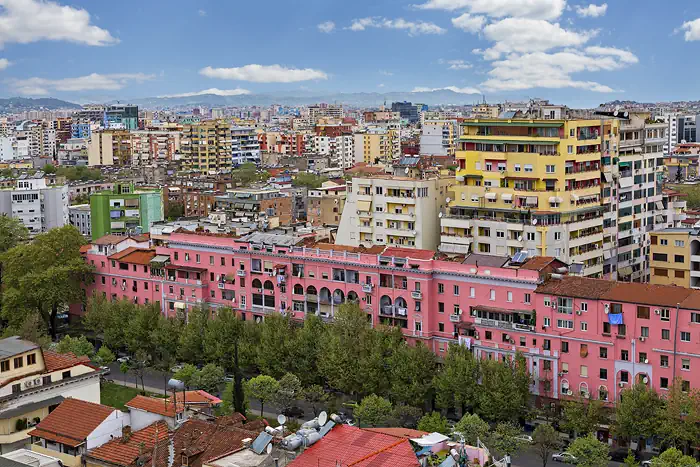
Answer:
[231,127,261,165]
[0,173,69,236]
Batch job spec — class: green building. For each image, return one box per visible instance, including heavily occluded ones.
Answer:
[90,183,164,239]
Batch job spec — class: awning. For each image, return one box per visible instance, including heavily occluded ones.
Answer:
[502,193,513,201]
[656,214,665,223]
[357,200,372,212]
[525,196,538,206]
[243,203,254,210]
[411,432,450,447]
[603,172,613,183]
[174,302,186,309]
[619,161,631,168]
[549,196,562,203]
[618,266,633,277]
[655,201,664,210]
[634,147,642,153]
[151,255,170,264]
[485,192,497,200]
[619,178,634,188]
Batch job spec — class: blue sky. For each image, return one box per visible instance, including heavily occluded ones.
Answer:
[1,0,700,106]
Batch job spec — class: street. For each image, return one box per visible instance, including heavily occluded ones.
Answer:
[104,363,627,467]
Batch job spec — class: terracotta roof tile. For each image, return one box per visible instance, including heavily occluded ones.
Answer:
[288,425,419,467]
[519,256,564,271]
[126,395,183,417]
[167,390,222,406]
[535,276,616,300]
[43,350,91,373]
[86,421,170,467]
[92,234,131,246]
[364,427,428,439]
[29,398,116,447]
[108,247,156,265]
[382,247,435,261]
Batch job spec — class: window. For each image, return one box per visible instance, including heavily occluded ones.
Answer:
[660,355,669,367]
[692,312,700,323]
[662,328,670,340]
[681,331,691,342]
[545,165,555,173]
[543,360,553,371]
[675,240,685,247]
[676,270,686,279]
[485,331,492,340]
[524,293,531,304]
[13,357,22,369]
[639,352,648,363]
[453,304,460,315]
[514,164,521,172]
[438,283,444,294]
[470,287,475,298]
[641,326,649,338]
[557,319,574,329]
[599,347,607,358]
[603,322,611,334]
[580,365,588,377]
[621,350,629,361]
[438,303,444,313]
[660,377,669,389]
[557,297,573,314]
[554,232,561,241]
[11,384,20,394]
[600,368,607,380]
[26,354,36,365]
[524,164,533,172]
[617,324,627,336]
[682,380,690,392]
[526,232,535,241]
[439,323,445,332]
[0,360,8,372]
[682,358,690,370]
[661,239,668,246]
[580,321,588,331]
[652,253,667,262]
[489,289,496,301]
[561,341,569,353]
[453,285,459,296]
[62,370,71,379]
[621,371,629,383]
[660,308,670,321]
[567,145,573,154]
[543,339,551,350]
[507,291,512,302]
[637,306,650,319]
[496,230,505,238]
[543,317,551,327]
[675,255,685,263]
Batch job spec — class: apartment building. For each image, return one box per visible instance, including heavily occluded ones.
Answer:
[69,204,91,237]
[307,181,346,226]
[130,129,181,166]
[420,120,458,156]
[180,121,233,173]
[440,117,616,278]
[0,336,100,453]
[14,121,41,159]
[307,104,344,121]
[87,130,132,166]
[259,131,309,156]
[649,228,700,288]
[231,127,260,165]
[90,183,164,239]
[214,187,294,225]
[82,230,700,408]
[364,111,400,123]
[353,126,400,165]
[57,138,88,166]
[0,173,68,236]
[337,160,453,250]
[660,188,688,227]
[309,133,354,169]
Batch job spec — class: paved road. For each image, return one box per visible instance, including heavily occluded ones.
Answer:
[512,448,624,467]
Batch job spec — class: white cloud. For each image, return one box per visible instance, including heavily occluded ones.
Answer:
[348,17,446,35]
[0,58,10,70]
[379,70,394,76]
[317,21,335,33]
[378,83,385,88]
[680,18,700,42]
[0,0,117,47]
[480,18,596,59]
[200,64,328,83]
[439,59,473,70]
[575,3,607,17]
[415,0,566,20]
[198,9,207,17]
[451,13,486,33]
[159,88,251,98]
[480,50,637,92]
[11,73,153,95]
[412,86,481,94]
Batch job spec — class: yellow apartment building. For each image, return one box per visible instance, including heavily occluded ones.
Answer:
[180,120,233,174]
[649,229,695,287]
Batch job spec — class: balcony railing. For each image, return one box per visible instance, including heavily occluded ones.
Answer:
[474,317,535,332]
[411,291,422,299]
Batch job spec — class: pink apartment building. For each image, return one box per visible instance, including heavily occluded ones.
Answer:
[81,231,700,414]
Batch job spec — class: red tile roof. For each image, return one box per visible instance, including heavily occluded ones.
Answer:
[288,425,419,467]
[519,256,565,271]
[382,247,435,261]
[92,234,131,246]
[108,247,156,265]
[172,418,262,467]
[167,390,222,406]
[364,427,428,439]
[86,421,170,467]
[126,395,183,417]
[29,398,116,447]
[43,350,91,373]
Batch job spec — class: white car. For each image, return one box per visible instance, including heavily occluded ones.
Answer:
[514,435,533,444]
[117,356,130,364]
[641,462,651,467]
[552,452,577,463]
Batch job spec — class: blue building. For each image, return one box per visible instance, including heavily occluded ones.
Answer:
[71,123,91,139]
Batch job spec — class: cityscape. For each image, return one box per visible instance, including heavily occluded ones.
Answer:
[1,1,700,467]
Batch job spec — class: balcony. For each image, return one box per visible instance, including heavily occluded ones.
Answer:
[440,234,473,246]
[449,314,461,322]
[237,270,246,277]
[474,317,535,332]
[306,293,318,303]
[384,196,416,205]
[362,284,374,293]
[411,291,422,300]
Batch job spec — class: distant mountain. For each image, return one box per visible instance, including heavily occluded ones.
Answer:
[0,97,81,112]
[127,90,486,109]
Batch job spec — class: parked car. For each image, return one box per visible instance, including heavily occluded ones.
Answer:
[552,452,577,463]
[170,364,184,373]
[610,448,638,462]
[99,366,111,375]
[117,356,130,364]
[641,461,651,467]
[283,406,305,418]
[514,435,533,444]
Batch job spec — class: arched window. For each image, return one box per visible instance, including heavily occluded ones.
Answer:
[264,280,274,290]
[333,289,345,304]
[293,284,304,295]
[306,285,317,295]
[252,278,262,289]
[598,385,608,401]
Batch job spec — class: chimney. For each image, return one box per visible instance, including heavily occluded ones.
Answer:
[122,426,132,441]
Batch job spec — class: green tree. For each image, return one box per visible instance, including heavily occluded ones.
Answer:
[487,422,526,459]
[56,335,94,357]
[130,349,150,394]
[658,379,700,451]
[174,364,198,389]
[94,346,115,366]
[43,163,56,174]
[291,314,326,386]
[124,303,161,357]
[2,314,50,348]
[614,384,663,449]
[478,354,529,422]
[246,375,280,418]
[434,344,480,414]
[561,398,607,438]
[532,424,560,467]
[391,404,423,429]
[178,308,209,364]
[453,413,490,446]
[84,296,138,352]
[150,315,183,396]
[417,412,450,435]
[650,448,697,467]
[274,373,302,416]
[165,202,184,221]
[623,451,640,467]
[256,314,296,378]
[301,384,328,416]
[1,226,91,338]
[292,173,328,189]
[221,380,248,416]
[119,361,131,386]
[567,434,610,467]
[191,364,225,393]
[354,394,393,428]
[389,341,436,407]
[358,325,402,397]
[230,163,268,186]
[0,215,28,315]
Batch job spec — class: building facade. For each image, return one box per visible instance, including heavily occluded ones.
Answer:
[231,127,261,165]
[69,204,92,238]
[130,129,181,166]
[0,174,68,236]
[89,183,164,239]
[87,130,132,166]
[420,120,458,156]
[180,121,233,174]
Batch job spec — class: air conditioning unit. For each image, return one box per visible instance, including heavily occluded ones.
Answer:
[644,359,649,364]
[642,376,649,384]
[619,382,626,387]
[576,310,582,316]
[23,380,33,389]
[639,337,646,342]
[604,303,610,314]
[655,309,661,315]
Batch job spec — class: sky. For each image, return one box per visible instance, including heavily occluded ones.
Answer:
[1,0,700,107]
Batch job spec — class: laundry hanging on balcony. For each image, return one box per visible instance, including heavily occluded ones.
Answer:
[608,312,624,325]
[458,336,472,349]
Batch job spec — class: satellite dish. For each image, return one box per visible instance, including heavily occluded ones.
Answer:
[318,411,328,426]
[613,110,619,117]
[532,218,538,225]
[266,444,273,455]
[518,236,523,242]
[277,414,287,425]
[446,197,451,203]
[405,167,409,174]
[438,212,443,218]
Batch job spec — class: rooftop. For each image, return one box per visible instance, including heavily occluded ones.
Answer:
[126,395,183,417]
[462,253,510,268]
[29,398,116,447]
[86,421,170,467]
[43,350,91,373]
[0,337,38,359]
[109,247,157,265]
[166,390,222,406]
